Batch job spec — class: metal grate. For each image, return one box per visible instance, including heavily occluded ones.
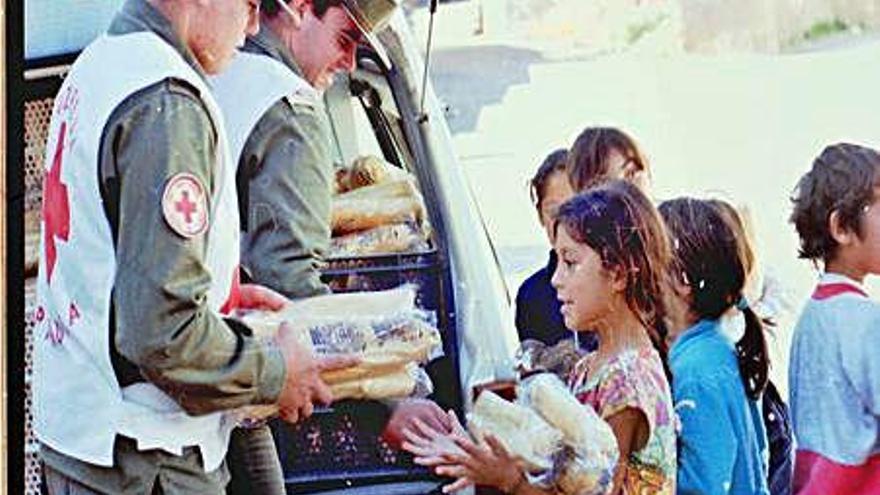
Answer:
[24,98,53,276]
[24,96,53,495]
[25,277,42,495]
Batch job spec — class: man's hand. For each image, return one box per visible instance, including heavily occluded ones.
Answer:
[238,283,288,311]
[382,398,453,447]
[275,322,358,423]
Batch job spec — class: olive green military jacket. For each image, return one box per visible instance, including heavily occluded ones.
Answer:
[236,28,334,300]
[40,1,286,492]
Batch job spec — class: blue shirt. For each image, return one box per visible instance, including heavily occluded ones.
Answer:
[670,319,769,495]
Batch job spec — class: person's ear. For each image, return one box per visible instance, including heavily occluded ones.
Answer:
[284,0,307,24]
[672,275,692,300]
[829,210,856,247]
[608,267,628,293]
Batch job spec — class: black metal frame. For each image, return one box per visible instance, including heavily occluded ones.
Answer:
[270,47,463,494]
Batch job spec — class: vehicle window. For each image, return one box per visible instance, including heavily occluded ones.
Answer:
[324,68,414,175]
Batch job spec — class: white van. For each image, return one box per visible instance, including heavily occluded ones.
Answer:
[19,6,518,495]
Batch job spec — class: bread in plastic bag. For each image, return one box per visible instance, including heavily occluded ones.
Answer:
[336,155,392,193]
[518,373,618,495]
[331,179,427,236]
[335,155,412,194]
[231,286,442,422]
[329,222,431,257]
[467,390,562,473]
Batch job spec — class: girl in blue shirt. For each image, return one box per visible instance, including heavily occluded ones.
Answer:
[658,198,771,495]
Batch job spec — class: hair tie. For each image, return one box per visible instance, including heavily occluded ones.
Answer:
[735,296,749,311]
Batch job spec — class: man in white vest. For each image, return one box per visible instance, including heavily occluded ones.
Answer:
[33,0,355,493]
[210,0,454,493]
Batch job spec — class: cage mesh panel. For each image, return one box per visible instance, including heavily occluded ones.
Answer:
[25,277,41,495]
[24,98,53,275]
[24,96,53,495]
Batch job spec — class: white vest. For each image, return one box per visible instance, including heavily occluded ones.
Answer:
[210,50,318,169]
[34,31,240,472]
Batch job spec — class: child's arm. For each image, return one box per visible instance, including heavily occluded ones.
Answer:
[604,407,650,495]
[675,378,738,495]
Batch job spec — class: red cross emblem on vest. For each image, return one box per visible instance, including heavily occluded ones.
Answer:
[42,122,71,284]
[162,173,209,239]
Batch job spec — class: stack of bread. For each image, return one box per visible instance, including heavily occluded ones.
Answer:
[468,373,618,495]
[330,155,431,257]
[233,286,442,421]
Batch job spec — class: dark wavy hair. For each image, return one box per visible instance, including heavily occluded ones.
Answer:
[554,180,671,365]
[567,127,650,191]
[529,148,570,211]
[790,142,880,265]
[659,198,769,400]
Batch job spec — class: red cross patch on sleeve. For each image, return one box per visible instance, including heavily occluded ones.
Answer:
[161,173,209,239]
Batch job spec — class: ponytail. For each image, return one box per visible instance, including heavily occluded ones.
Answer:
[647,318,672,382]
[735,299,769,400]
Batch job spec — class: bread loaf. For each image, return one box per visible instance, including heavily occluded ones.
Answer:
[521,374,618,495]
[336,155,414,194]
[527,373,593,447]
[329,363,417,400]
[329,223,430,257]
[231,287,441,411]
[469,391,562,472]
[331,179,426,236]
[332,196,424,236]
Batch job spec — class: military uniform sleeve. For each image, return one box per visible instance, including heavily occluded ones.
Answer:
[106,80,286,415]
[238,98,333,299]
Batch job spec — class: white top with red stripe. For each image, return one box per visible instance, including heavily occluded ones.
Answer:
[789,272,880,494]
[33,31,239,471]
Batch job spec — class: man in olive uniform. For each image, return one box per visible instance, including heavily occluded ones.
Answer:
[33,0,353,493]
[210,0,452,492]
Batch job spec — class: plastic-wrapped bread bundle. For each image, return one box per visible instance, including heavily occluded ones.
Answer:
[232,286,443,421]
[518,373,618,495]
[329,222,431,257]
[331,179,427,236]
[468,391,563,473]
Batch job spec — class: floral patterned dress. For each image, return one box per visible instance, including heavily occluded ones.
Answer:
[568,347,677,494]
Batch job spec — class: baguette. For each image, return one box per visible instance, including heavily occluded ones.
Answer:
[469,391,562,472]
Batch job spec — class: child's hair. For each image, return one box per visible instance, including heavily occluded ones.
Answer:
[790,143,880,264]
[568,127,650,191]
[554,180,671,364]
[659,198,769,400]
[529,148,570,210]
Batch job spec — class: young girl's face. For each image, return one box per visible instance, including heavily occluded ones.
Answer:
[539,171,575,243]
[661,271,692,342]
[605,149,649,191]
[551,226,616,331]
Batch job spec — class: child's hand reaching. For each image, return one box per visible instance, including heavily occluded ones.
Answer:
[401,410,468,467]
[401,410,528,494]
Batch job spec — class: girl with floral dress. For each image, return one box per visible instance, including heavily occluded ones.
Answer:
[402,180,677,495]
